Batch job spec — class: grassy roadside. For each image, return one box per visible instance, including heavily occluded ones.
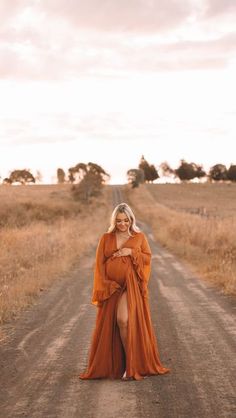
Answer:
[123,184,236,296]
[0,184,113,329]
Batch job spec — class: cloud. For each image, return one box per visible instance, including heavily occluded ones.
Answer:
[0,111,166,147]
[205,0,236,17]
[1,29,236,80]
[0,114,81,146]
[37,0,193,33]
[0,0,28,25]
[0,0,236,81]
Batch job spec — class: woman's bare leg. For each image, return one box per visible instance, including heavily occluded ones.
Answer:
[117,291,128,356]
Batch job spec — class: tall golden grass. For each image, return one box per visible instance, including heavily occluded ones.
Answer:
[0,184,113,327]
[124,183,236,296]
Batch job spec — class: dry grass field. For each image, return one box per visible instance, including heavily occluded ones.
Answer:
[145,182,236,219]
[124,183,236,296]
[0,184,113,328]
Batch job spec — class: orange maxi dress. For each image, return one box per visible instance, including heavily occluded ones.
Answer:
[79,230,170,381]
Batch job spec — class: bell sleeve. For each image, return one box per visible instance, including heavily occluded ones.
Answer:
[91,234,121,307]
[130,232,152,298]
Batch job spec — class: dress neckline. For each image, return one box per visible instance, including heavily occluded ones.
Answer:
[114,231,135,250]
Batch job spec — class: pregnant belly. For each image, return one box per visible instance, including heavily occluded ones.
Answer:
[105,257,129,286]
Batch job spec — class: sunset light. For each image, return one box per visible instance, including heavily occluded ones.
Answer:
[0,1,235,183]
[1,3,236,413]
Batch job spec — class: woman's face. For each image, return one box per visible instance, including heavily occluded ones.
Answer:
[115,212,131,233]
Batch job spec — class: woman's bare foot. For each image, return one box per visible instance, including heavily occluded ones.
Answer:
[121,370,133,381]
[121,370,148,380]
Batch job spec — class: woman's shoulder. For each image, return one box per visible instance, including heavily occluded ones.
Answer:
[135,231,149,242]
[132,230,146,239]
[97,232,113,248]
[100,232,114,241]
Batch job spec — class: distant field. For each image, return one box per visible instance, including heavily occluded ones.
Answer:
[124,183,236,296]
[0,183,72,201]
[0,184,113,329]
[145,183,236,219]
[0,184,84,228]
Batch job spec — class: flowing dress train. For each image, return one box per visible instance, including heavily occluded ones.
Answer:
[79,231,170,381]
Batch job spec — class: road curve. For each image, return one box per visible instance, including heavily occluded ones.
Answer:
[0,186,235,418]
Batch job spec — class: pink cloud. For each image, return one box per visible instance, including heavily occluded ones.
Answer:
[205,0,236,17]
[0,0,28,24]
[1,31,235,80]
[0,112,139,146]
[37,0,192,33]
[0,0,236,80]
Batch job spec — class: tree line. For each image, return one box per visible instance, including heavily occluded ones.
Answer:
[0,163,109,202]
[0,157,235,194]
[127,156,236,187]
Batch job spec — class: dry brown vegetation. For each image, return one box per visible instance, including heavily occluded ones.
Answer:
[124,183,236,296]
[0,184,113,327]
[145,183,236,219]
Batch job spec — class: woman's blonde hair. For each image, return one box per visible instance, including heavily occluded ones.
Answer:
[107,202,140,235]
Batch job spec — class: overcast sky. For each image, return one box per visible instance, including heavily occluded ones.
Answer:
[0,0,235,183]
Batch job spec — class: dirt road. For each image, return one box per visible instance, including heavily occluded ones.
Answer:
[0,188,235,418]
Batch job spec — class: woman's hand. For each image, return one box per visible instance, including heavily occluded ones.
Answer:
[112,247,132,258]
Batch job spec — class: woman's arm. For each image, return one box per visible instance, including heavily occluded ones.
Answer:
[129,233,152,297]
[130,233,151,267]
[91,234,121,306]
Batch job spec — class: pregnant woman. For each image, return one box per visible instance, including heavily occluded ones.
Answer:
[79,202,170,381]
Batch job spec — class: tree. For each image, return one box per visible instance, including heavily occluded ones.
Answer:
[87,162,110,184]
[71,162,110,201]
[227,164,236,181]
[68,162,109,184]
[208,164,227,181]
[57,168,66,184]
[159,162,175,178]
[175,160,206,181]
[72,171,102,201]
[68,163,88,183]
[194,164,206,179]
[138,155,159,182]
[9,169,35,184]
[3,177,12,185]
[127,168,145,188]
[68,167,76,183]
[149,164,159,182]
